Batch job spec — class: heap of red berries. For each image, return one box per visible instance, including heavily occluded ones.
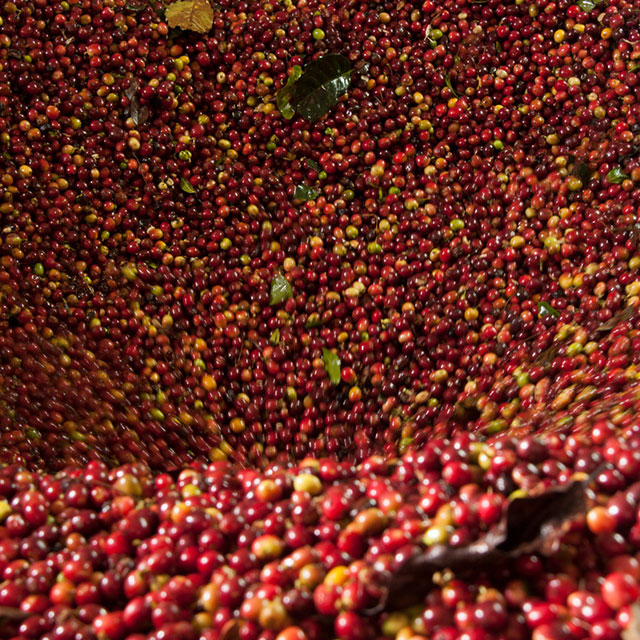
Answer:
[3,417,640,640]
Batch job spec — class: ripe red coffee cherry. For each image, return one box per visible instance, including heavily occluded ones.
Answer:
[601,572,640,610]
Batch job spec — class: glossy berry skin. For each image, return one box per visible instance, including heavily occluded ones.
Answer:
[600,572,640,610]
[334,612,372,640]
[92,612,127,640]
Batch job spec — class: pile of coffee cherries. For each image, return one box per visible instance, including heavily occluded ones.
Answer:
[2,0,640,636]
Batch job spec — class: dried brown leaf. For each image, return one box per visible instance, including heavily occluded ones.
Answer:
[365,478,590,614]
[495,479,588,554]
[132,104,150,126]
[124,81,138,103]
[165,0,214,33]
[0,606,28,621]
[535,343,559,366]
[123,81,150,126]
[630,223,640,248]
[595,304,634,333]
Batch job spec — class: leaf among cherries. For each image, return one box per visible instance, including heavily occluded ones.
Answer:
[165,0,214,33]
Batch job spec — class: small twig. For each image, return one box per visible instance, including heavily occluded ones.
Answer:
[0,606,28,621]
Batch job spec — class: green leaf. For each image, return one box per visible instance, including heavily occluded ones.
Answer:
[322,348,341,385]
[126,0,148,11]
[305,158,321,172]
[538,301,559,319]
[269,273,293,306]
[276,65,302,119]
[180,177,197,193]
[293,184,319,202]
[608,167,630,184]
[269,328,280,345]
[290,54,352,122]
[443,73,458,97]
[577,0,602,11]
